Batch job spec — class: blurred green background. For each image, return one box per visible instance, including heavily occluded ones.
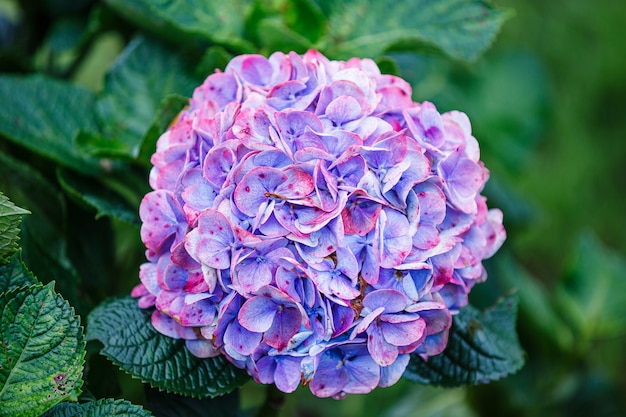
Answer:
[1,0,625,416]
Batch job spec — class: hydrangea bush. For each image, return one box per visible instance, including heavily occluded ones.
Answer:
[131,50,506,399]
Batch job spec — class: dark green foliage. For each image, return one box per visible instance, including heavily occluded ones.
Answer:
[86,296,250,398]
[93,36,199,160]
[2,0,623,416]
[0,252,37,295]
[57,169,139,225]
[0,75,103,175]
[144,385,239,417]
[0,193,29,264]
[404,295,524,387]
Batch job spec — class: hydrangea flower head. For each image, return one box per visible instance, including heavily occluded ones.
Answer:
[131,50,506,398]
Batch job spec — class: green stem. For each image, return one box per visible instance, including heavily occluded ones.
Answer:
[256,385,286,417]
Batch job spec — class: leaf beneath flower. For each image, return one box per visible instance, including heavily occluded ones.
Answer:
[403,295,524,386]
[86,296,249,398]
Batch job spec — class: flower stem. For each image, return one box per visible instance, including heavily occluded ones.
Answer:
[256,385,286,417]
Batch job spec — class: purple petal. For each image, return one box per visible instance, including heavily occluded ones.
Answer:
[362,289,406,314]
[438,145,485,214]
[139,262,160,295]
[185,230,229,270]
[234,167,288,216]
[264,306,302,350]
[238,296,278,333]
[336,246,359,281]
[325,95,362,126]
[140,190,186,254]
[352,306,384,337]
[274,356,303,393]
[185,339,220,358]
[367,324,398,366]
[310,354,349,398]
[255,356,277,384]
[277,168,315,200]
[151,310,181,339]
[342,350,381,394]
[233,253,275,294]
[224,319,263,355]
[203,144,237,189]
[380,317,426,346]
[236,55,274,86]
[341,194,381,236]
[378,209,413,268]
[275,110,323,141]
[378,354,410,388]
[193,72,239,108]
[332,304,355,338]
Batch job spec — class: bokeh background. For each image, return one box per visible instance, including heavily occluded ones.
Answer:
[1,0,625,416]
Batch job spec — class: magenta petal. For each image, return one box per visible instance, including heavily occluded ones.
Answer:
[151,310,181,339]
[264,307,302,349]
[279,168,315,200]
[238,296,278,333]
[341,197,381,236]
[381,318,426,346]
[138,294,156,308]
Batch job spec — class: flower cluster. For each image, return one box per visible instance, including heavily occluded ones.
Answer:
[131,50,505,398]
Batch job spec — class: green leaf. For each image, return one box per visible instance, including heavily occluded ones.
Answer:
[43,398,153,417]
[404,295,525,386]
[0,74,103,174]
[137,94,190,166]
[86,296,250,398]
[104,0,255,52]
[256,17,314,54]
[0,283,85,417]
[284,0,327,44]
[246,0,326,53]
[195,46,232,79]
[0,153,82,312]
[0,252,37,295]
[93,36,198,160]
[556,233,626,344]
[318,0,513,61]
[0,192,29,263]
[57,169,139,225]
